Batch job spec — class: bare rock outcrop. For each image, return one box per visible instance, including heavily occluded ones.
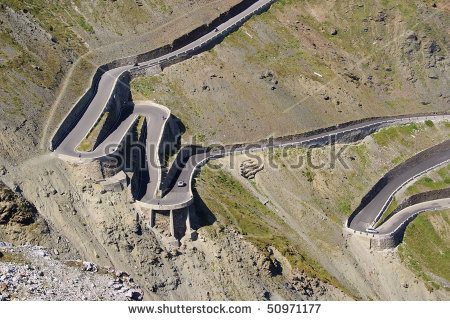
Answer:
[0,181,36,225]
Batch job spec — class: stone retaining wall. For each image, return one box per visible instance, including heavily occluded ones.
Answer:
[347,189,450,250]
[384,188,450,223]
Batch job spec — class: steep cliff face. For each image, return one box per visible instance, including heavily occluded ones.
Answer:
[0,181,36,225]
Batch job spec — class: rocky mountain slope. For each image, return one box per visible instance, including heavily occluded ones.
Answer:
[0,0,449,300]
[132,0,449,145]
[0,0,243,161]
[0,161,346,300]
[197,121,450,299]
[0,243,143,301]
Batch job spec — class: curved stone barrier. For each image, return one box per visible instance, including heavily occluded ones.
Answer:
[380,188,450,226]
[346,139,450,231]
[371,198,450,250]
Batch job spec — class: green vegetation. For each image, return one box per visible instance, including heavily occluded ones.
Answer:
[398,210,450,290]
[353,145,370,169]
[405,165,450,196]
[78,16,94,33]
[131,76,162,100]
[135,116,146,138]
[338,199,352,216]
[302,168,314,182]
[375,197,398,227]
[373,123,421,147]
[77,112,109,152]
[391,155,403,165]
[148,0,173,14]
[195,167,345,291]
[425,120,434,127]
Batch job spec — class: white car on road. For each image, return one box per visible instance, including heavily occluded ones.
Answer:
[365,227,379,234]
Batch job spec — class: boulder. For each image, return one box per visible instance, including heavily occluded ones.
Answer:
[82,261,97,272]
[126,289,143,301]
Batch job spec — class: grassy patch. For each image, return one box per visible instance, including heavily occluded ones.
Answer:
[302,168,314,182]
[131,76,162,100]
[338,199,352,216]
[77,112,109,152]
[406,165,450,196]
[375,197,398,227]
[391,155,403,165]
[78,16,94,33]
[425,120,434,127]
[135,115,146,138]
[373,123,421,147]
[398,210,450,290]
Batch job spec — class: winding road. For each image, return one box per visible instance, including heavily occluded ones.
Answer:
[376,198,450,235]
[52,0,450,241]
[347,140,450,232]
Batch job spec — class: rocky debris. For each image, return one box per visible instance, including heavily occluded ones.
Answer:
[261,290,271,300]
[240,159,264,179]
[201,83,210,91]
[133,213,142,235]
[0,244,143,301]
[82,261,97,272]
[330,28,338,36]
[399,29,447,85]
[375,11,386,23]
[288,270,327,298]
[424,40,440,57]
[126,289,143,300]
[0,181,36,225]
[423,39,442,69]
[402,31,421,56]
[259,70,279,90]
[343,71,360,84]
[257,256,282,277]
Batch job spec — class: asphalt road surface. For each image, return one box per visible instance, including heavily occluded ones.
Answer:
[348,140,450,232]
[376,198,450,234]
